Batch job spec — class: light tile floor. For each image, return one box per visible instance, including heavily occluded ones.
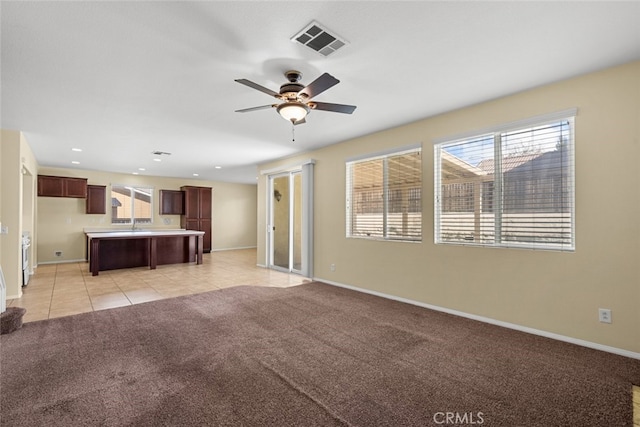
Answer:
[8,249,309,323]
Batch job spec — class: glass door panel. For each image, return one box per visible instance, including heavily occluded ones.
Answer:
[272,175,290,270]
[292,172,302,272]
[268,165,312,276]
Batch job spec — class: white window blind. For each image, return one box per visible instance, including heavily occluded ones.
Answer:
[346,146,422,241]
[434,116,575,251]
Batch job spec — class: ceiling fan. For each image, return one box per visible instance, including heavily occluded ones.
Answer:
[234,70,357,125]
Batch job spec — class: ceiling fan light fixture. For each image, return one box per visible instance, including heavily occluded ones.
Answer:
[277,102,309,123]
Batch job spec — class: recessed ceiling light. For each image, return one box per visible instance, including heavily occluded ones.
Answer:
[193,173,199,177]
[132,172,139,175]
[138,168,146,171]
[71,148,82,152]
[214,166,222,169]
[153,158,162,162]
[71,161,80,164]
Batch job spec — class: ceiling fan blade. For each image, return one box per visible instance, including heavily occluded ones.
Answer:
[235,79,281,98]
[235,104,276,113]
[299,73,340,99]
[310,102,357,114]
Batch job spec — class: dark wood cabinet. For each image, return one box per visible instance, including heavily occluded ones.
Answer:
[86,230,204,276]
[159,190,184,215]
[86,185,107,214]
[181,186,212,252]
[65,178,88,197]
[38,175,87,198]
[38,175,64,196]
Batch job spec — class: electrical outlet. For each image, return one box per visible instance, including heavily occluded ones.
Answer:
[330,263,336,272]
[598,308,612,324]
[55,251,63,257]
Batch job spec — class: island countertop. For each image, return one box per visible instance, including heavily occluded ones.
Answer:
[85,229,205,275]
[85,229,205,239]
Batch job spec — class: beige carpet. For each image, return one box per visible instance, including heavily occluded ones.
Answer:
[1,282,638,426]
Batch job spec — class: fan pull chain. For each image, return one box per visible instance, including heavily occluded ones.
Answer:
[292,123,295,142]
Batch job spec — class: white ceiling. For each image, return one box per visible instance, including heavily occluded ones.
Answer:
[2,1,639,184]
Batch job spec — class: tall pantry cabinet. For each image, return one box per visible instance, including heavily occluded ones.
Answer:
[181,186,212,253]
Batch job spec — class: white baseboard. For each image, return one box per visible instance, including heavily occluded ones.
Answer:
[211,246,257,252]
[314,277,640,361]
[38,259,86,265]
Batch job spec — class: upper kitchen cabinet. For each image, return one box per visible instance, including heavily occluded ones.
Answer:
[38,175,87,198]
[181,186,212,252]
[159,190,184,215]
[86,185,107,214]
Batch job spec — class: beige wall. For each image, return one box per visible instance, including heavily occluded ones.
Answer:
[0,130,39,299]
[258,61,640,354]
[37,167,257,263]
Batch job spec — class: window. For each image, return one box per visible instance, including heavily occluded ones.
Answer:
[111,185,153,224]
[434,112,575,251]
[346,145,422,241]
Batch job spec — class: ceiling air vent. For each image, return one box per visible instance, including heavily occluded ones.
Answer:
[291,21,348,57]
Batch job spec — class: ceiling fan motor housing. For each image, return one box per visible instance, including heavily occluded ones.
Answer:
[280,70,305,99]
[279,82,305,97]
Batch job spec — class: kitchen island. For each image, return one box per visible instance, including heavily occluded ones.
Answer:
[85,229,205,276]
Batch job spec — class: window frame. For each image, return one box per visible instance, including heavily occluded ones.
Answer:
[110,184,154,225]
[346,143,422,242]
[434,110,576,251]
